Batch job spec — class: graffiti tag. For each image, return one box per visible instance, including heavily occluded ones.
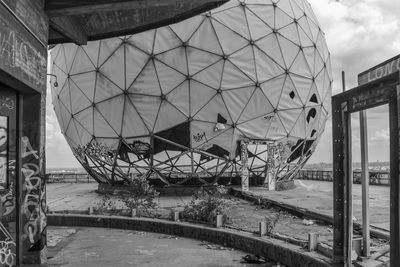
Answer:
[193,132,206,143]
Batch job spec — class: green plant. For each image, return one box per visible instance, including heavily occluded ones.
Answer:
[119,175,159,213]
[94,194,119,214]
[266,213,281,236]
[182,186,231,224]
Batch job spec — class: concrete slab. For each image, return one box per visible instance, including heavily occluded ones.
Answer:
[244,180,390,230]
[45,180,390,258]
[31,227,265,267]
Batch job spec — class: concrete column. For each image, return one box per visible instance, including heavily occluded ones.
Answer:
[20,93,47,264]
[240,140,249,191]
[264,144,275,191]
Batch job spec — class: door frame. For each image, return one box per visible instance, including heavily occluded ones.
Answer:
[332,71,400,266]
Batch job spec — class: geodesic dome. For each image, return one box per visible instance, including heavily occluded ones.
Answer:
[50,0,332,186]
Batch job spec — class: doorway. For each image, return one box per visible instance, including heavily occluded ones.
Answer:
[332,71,400,266]
[0,85,18,267]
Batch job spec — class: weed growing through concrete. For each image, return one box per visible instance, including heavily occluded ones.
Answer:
[94,175,159,216]
[94,194,119,214]
[266,213,281,236]
[182,186,231,224]
[119,175,159,215]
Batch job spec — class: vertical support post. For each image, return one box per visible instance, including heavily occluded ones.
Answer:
[342,71,346,92]
[259,221,267,236]
[240,140,249,191]
[308,233,319,252]
[390,86,400,267]
[265,143,275,191]
[20,93,47,264]
[332,99,344,264]
[173,211,179,221]
[216,214,223,228]
[332,99,352,266]
[359,110,370,256]
[344,107,353,267]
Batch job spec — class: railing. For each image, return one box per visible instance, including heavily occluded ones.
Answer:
[295,169,390,186]
[46,172,96,183]
[46,169,391,186]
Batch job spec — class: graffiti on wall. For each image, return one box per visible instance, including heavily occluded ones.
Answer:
[0,89,17,266]
[0,97,14,111]
[0,220,15,266]
[21,136,46,253]
[0,116,8,189]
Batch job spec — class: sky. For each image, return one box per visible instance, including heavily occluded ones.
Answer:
[45,0,400,168]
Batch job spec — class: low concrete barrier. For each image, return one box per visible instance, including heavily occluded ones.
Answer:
[295,169,390,186]
[48,214,332,267]
[230,188,390,241]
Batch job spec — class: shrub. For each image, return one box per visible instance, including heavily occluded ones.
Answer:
[119,175,159,213]
[182,186,231,224]
[94,194,119,214]
[94,175,159,216]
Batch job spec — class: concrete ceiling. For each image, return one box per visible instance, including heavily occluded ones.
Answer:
[45,0,228,45]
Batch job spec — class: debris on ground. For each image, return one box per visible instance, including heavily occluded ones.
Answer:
[240,255,283,266]
[199,241,232,250]
[158,234,178,240]
[241,254,266,264]
[302,219,315,226]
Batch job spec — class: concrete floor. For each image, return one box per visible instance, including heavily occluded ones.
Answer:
[39,227,258,267]
[46,183,191,211]
[46,180,390,230]
[249,180,390,230]
[42,180,393,265]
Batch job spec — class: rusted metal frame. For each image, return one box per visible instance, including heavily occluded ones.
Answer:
[152,151,190,169]
[343,103,353,267]
[390,87,400,267]
[192,148,228,162]
[212,161,231,184]
[86,156,112,183]
[110,141,122,186]
[151,168,171,186]
[332,71,400,266]
[191,158,217,177]
[359,109,370,256]
[173,175,193,186]
[202,160,229,173]
[332,95,347,265]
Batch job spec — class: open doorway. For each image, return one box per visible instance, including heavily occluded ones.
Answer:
[350,104,390,264]
[332,71,400,266]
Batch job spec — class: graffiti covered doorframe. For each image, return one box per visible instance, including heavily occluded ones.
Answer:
[0,86,18,267]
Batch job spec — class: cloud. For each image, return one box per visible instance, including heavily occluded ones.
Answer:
[370,129,390,142]
[307,0,398,163]
[309,0,400,91]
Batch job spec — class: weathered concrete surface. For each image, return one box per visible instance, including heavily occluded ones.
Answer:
[25,226,253,267]
[46,180,390,231]
[46,183,191,211]
[47,214,332,267]
[243,180,390,230]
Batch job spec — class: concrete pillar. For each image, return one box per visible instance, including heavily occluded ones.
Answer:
[240,140,249,191]
[20,93,47,264]
[264,144,276,191]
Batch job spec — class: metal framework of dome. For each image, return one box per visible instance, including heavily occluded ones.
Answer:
[50,0,332,186]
